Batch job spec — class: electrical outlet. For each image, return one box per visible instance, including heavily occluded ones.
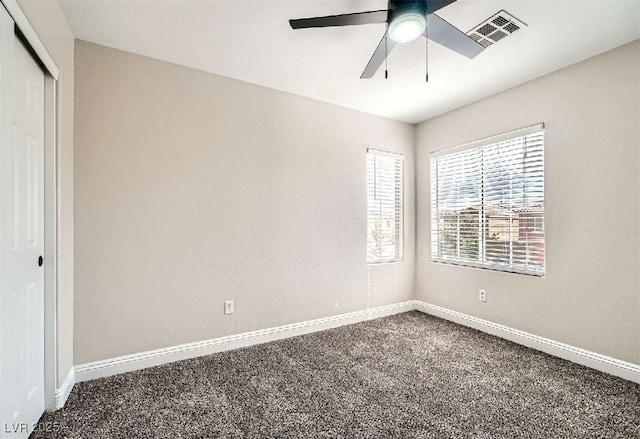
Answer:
[479,289,487,302]
[334,300,339,308]
[224,300,234,315]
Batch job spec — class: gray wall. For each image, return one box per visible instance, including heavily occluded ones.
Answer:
[17,0,74,386]
[415,41,640,364]
[73,41,415,364]
[75,37,640,367]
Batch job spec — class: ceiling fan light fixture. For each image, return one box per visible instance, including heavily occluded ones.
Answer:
[388,12,426,43]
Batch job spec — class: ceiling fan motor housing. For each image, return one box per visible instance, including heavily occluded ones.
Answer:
[388,0,428,21]
[387,1,428,43]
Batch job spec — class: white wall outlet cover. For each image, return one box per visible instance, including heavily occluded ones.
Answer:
[479,290,487,302]
[224,300,234,315]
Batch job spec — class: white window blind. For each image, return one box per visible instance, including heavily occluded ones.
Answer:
[430,125,545,275]
[367,149,404,263]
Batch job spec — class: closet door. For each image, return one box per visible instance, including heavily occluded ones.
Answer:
[0,4,46,438]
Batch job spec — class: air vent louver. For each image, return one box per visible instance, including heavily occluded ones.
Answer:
[504,22,520,33]
[491,16,509,27]
[477,23,496,36]
[467,10,526,49]
[489,30,508,42]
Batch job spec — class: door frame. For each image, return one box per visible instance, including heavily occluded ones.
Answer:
[1,0,59,412]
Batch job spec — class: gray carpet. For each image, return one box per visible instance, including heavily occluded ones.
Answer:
[32,312,640,438]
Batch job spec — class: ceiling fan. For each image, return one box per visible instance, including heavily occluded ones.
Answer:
[289,0,485,80]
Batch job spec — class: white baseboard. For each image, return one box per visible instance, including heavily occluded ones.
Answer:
[54,367,75,409]
[69,298,640,404]
[74,301,416,383]
[414,301,640,384]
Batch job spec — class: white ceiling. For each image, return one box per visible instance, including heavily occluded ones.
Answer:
[59,0,639,124]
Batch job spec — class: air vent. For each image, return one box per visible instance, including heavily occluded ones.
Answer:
[467,10,526,49]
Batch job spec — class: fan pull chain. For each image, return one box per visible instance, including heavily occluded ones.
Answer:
[385,25,389,79]
[425,26,429,83]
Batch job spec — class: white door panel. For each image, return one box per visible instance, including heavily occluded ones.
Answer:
[0,4,45,437]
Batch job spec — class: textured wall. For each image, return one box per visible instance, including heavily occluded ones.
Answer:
[415,41,640,364]
[17,0,74,386]
[73,41,415,364]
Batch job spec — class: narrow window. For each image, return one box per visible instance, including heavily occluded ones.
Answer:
[430,125,545,275]
[367,149,404,263]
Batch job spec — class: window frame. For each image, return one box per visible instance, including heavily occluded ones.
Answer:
[366,148,404,265]
[533,217,544,232]
[430,124,545,277]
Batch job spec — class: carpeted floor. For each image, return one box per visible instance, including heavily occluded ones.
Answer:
[32,311,640,438]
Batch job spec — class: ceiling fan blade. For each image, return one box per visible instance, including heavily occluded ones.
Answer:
[290,10,388,29]
[361,31,398,79]
[426,13,484,59]
[426,0,457,14]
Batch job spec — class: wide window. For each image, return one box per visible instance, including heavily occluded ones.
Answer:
[430,124,545,275]
[367,149,404,263]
